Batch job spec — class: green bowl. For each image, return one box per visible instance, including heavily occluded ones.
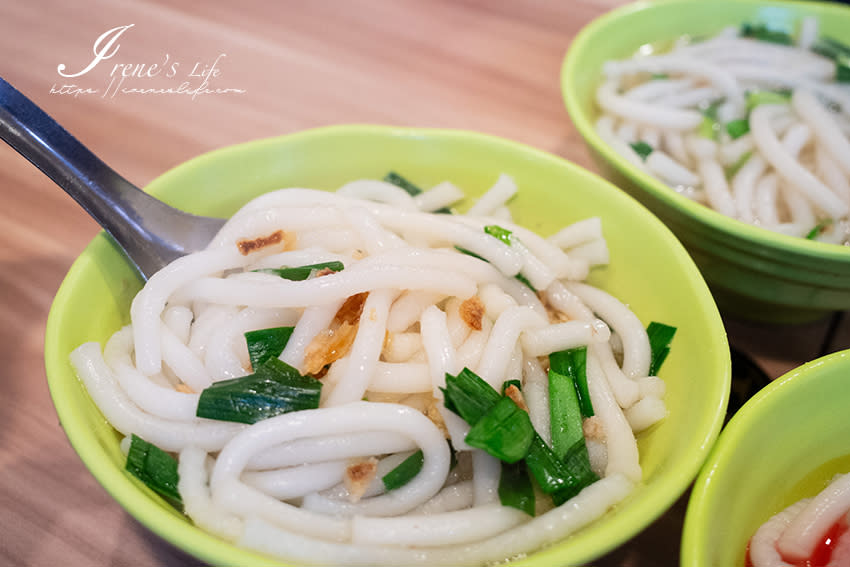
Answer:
[562,0,850,323]
[44,125,730,566]
[682,348,850,566]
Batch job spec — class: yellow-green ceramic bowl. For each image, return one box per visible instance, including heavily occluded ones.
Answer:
[44,125,730,566]
[562,0,850,323]
[682,349,850,566]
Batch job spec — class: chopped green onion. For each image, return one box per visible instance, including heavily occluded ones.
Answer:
[547,368,587,460]
[725,150,753,180]
[812,36,850,60]
[698,116,719,140]
[810,37,850,84]
[514,272,537,292]
[384,171,451,213]
[484,224,514,246]
[499,461,535,516]
[650,73,669,80]
[549,347,593,418]
[454,245,536,291]
[524,434,597,501]
[126,434,182,506]
[551,439,599,505]
[441,367,502,424]
[464,396,535,463]
[697,101,723,140]
[629,141,653,161]
[501,379,522,395]
[252,261,345,281]
[746,90,791,111]
[805,218,834,240]
[740,23,792,45]
[245,326,294,369]
[382,450,424,491]
[197,358,322,424]
[838,54,850,84]
[726,119,750,140]
[383,171,423,196]
[647,322,677,376]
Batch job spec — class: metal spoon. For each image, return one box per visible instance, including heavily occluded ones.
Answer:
[0,76,226,281]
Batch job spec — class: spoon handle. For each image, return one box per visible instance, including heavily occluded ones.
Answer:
[0,76,221,280]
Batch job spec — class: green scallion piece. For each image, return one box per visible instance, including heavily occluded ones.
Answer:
[382,450,424,491]
[837,54,850,84]
[746,90,791,111]
[126,434,182,506]
[740,23,792,45]
[484,224,514,246]
[547,368,587,460]
[726,119,750,140]
[647,321,677,376]
[805,218,834,240]
[549,347,593,418]
[812,36,850,60]
[524,434,597,500]
[629,141,653,161]
[454,246,536,291]
[384,171,423,196]
[245,326,294,370]
[384,171,451,213]
[550,439,599,505]
[499,461,535,516]
[698,116,718,140]
[502,379,522,395]
[196,358,321,424]
[441,367,502,425]
[650,73,669,80]
[696,100,723,140]
[252,261,345,281]
[464,396,535,463]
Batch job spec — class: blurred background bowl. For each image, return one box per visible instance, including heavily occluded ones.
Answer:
[44,125,730,566]
[562,0,850,324]
[681,348,850,566]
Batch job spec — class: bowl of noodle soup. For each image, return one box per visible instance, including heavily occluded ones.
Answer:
[682,349,850,567]
[562,0,850,323]
[44,125,729,565]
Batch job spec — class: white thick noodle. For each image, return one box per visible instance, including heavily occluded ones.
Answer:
[596,19,850,244]
[69,181,669,564]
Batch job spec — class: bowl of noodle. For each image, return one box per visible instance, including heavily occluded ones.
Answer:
[44,125,729,566]
[562,0,850,323]
[682,349,850,566]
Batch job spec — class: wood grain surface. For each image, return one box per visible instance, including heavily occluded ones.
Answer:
[1,1,847,565]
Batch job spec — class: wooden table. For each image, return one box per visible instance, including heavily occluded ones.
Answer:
[1,1,847,565]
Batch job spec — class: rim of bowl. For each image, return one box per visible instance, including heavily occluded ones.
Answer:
[681,348,850,566]
[44,124,731,566]
[561,0,850,265]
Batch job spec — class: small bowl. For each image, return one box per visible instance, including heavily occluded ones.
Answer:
[682,349,850,566]
[562,0,850,323]
[44,125,730,566]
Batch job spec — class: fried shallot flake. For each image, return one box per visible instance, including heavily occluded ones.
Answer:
[336,293,368,325]
[343,457,379,503]
[459,296,485,331]
[539,291,571,324]
[583,416,605,442]
[236,230,294,255]
[504,384,529,412]
[302,292,370,375]
[302,321,358,375]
